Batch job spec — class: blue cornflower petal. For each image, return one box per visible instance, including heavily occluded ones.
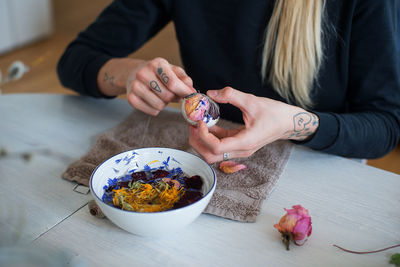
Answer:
[124,154,137,165]
[120,174,131,181]
[171,157,181,165]
[144,165,151,172]
[163,156,171,167]
[205,114,211,123]
[107,178,118,186]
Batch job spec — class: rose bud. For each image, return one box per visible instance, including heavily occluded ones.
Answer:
[274,205,312,250]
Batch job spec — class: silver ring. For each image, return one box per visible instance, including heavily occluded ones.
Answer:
[223,152,229,161]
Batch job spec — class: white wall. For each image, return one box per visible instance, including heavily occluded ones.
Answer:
[0,0,53,55]
[0,0,13,53]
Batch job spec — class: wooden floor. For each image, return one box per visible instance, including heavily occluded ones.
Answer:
[1,0,399,174]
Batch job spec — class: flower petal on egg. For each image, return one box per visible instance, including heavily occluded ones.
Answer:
[186,95,209,121]
[219,161,247,173]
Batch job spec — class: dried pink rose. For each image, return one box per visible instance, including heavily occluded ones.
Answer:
[219,161,247,174]
[274,205,312,250]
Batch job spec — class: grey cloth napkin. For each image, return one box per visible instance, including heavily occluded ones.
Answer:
[63,109,292,222]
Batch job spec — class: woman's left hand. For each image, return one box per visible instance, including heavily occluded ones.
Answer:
[188,87,319,163]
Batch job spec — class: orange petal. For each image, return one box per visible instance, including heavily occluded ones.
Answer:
[219,161,247,174]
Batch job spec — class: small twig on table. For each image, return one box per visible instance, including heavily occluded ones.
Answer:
[333,244,400,254]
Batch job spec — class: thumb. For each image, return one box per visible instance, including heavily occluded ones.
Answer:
[207,87,251,111]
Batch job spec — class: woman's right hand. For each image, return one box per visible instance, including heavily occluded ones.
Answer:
[126,57,196,116]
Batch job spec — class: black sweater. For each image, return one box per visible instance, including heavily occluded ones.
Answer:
[57,0,400,159]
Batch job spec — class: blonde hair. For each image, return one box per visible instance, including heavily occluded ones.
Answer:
[261,0,324,108]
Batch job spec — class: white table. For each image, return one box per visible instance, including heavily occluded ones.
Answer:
[1,94,399,267]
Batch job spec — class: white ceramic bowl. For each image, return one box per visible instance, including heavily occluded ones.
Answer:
[90,147,217,237]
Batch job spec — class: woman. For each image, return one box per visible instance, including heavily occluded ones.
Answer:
[57,0,400,163]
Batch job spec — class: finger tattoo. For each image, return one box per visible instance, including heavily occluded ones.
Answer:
[157,67,169,84]
[104,72,115,87]
[150,80,162,93]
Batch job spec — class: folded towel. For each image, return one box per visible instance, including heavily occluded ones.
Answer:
[63,109,292,222]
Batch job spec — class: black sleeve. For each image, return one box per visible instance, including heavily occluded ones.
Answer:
[57,0,172,97]
[303,0,400,158]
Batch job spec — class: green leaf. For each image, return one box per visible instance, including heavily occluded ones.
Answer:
[122,202,134,211]
[131,181,142,189]
[390,253,400,266]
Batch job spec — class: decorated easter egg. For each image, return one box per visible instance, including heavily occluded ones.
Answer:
[181,93,220,127]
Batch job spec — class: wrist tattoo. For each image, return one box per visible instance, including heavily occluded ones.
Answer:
[157,67,169,84]
[103,72,115,87]
[150,80,162,93]
[287,112,319,141]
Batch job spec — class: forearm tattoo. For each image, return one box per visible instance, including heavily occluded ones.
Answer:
[150,80,162,93]
[103,72,115,87]
[287,112,319,141]
[157,67,169,84]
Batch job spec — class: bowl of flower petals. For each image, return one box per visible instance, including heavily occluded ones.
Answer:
[90,147,217,237]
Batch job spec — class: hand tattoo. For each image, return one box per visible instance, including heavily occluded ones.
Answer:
[287,112,319,141]
[157,67,169,84]
[294,112,312,132]
[103,72,115,87]
[150,80,162,93]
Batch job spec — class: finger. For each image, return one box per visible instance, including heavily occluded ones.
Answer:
[127,93,160,116]
[217,150,255,162]
[171,65,187,78]
[197,121,231,154]
[190,125,255,163]
[172,65,194,88]
[149,58,195,97]
[189,125,223,163]
[208,124,242,139]
[197,121,251,154]
[130,79,166,111]
[207,125,228,138]
[207,86,253,112]
[171,95,181,103]
[134,67,176,103]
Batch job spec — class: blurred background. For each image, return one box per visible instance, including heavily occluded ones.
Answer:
[0,0,181,94]
[0,0,398,174]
